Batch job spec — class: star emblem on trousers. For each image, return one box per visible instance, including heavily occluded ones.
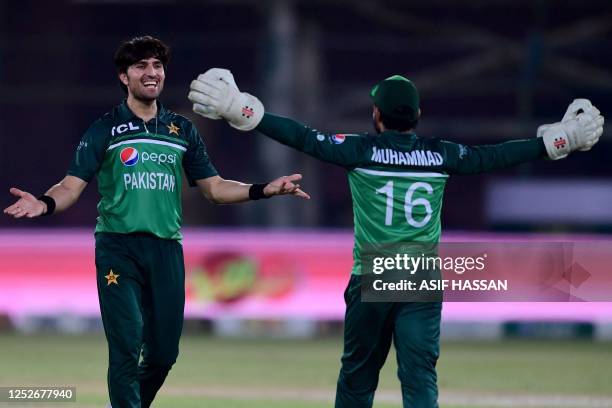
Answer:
[105,270,120,286]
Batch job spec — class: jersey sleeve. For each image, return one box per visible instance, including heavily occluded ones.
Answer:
[67,121,110,182]
[182,122,218,186]
[436,137,546,175]
[256,113,371,168]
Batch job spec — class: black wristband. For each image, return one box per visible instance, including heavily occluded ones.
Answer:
[249,183,270,200]
[37,195,56,216]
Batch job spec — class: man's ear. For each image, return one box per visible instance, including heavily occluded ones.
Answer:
[373,106,381,121]
[119,72,128,86]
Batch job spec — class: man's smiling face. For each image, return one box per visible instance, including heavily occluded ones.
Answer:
[120,57,165,102]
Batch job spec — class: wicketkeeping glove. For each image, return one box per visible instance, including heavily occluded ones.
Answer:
[562,99,599,123]
[189,68,237,120]
[189,68,264,131]
[537,99,604,152]
[540,112,604,160]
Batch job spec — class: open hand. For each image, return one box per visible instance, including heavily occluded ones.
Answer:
[263,174,310,200]
[3,188,46,218]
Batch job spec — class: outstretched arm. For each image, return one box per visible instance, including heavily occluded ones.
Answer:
[255,113,370,167]
[188,69,369,168]
[189,69,604,172]
[441,100,604,174]
[4,175,87,218]
[196,174,310,204]
[438,138,546,175]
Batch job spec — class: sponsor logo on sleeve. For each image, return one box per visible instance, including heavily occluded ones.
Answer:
[331,134,346,144]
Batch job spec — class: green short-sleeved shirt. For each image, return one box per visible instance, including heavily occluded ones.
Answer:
[68,100,218,240]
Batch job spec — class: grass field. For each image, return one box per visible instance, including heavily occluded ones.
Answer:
[1,334,612,407]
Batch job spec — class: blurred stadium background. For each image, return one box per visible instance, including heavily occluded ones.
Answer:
[2,1,612,407]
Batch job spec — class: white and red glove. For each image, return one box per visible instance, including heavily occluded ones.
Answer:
[537,99,604,159]
[188,68,264,131]
[188,68,237,120]
[539,110,604,160]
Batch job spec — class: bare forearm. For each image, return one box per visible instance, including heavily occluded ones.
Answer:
[196,174,308,205]
[207,179,251,204]
[4,176,86,219]
[42,176,87,214]
[44,184,78,213]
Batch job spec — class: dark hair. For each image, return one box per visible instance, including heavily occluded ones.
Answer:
[114,36,170,93]
[378,108,418,132]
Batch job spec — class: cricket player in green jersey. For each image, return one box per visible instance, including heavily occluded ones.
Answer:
[188,69,604,408]
[3,37,309,408]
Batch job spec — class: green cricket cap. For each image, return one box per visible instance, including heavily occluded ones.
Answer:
[370,75,419,120]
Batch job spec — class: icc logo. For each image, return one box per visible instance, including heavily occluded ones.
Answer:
[120,147,139,166]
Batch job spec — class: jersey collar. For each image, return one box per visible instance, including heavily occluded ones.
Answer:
[382,130,417,138]
[118,99,171,125]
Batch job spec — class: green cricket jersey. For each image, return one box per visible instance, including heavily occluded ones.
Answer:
[68,100,218,240]
[257,113,546,274]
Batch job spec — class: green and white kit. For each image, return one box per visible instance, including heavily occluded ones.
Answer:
[68,100,217,240]
[68,100,217,408]
[255,112,546,408]
[256,113,544,275]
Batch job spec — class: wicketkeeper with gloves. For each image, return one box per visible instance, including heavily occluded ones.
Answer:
[188,69,604,408]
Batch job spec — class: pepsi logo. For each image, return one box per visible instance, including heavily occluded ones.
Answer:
[331,134,346,144]
[120,147,139,166]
